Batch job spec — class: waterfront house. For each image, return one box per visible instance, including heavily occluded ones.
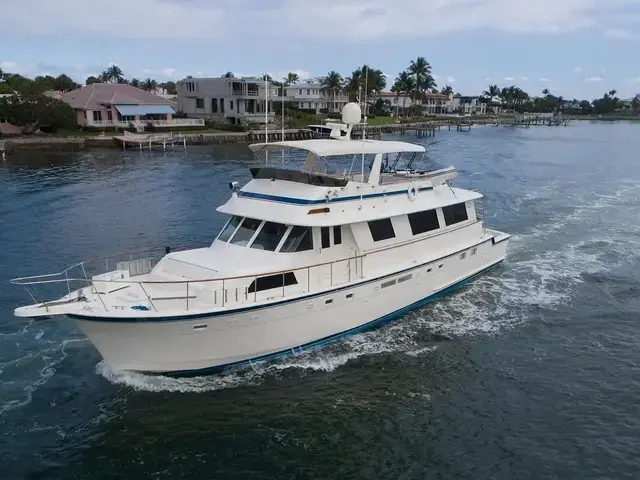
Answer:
[371,92,451,116]
[446,95,486,115]
[60,83,204,129]
[176,76,277,125]
[284,82,349,114]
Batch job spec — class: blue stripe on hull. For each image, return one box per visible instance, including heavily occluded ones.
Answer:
[151,259,504,378]
[237,185,433,205]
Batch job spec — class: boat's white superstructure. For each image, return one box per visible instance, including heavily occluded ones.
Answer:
[11,103,510,376]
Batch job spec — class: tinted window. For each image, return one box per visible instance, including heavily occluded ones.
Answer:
[280,226,314,252]
[408,209,440,235]
[333,225,342,245]
[248,272,297,293]
[442,203,468,226]
[230,218,262,246]
[218,216,242,242]
[321,227,330,249]
[368,218,395,242]
[251,222,288,251]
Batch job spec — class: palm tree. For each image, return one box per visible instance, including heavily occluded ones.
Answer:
[440,85,454,96]
[321,70,343,112]
[343,65,386,103]
[107,65,124,83]
[286,72,300,85]
[142,77,157,92]
[632,94,640,115]
[408,57,432,102]
[542,88,551,97]
[222,72,235,78]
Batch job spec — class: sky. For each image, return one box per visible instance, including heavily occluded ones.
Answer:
[1,0,640,100]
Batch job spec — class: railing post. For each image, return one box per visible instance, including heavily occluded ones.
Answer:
[139,283,157,312]
[254,276,257,302]
[330,262,333,287]
[222,279,225,307]
[186,282,189,311]
[65,270,71,294]
[282,272,285,298]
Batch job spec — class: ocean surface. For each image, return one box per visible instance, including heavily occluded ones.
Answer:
[1,122,639,479]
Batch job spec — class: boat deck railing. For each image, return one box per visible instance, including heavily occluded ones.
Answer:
[10,244,366,314]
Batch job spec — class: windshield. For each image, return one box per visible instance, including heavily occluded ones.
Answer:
[230,218,262,246]
[251,222,288,251]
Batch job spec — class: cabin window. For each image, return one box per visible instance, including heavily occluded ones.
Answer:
[368,218,396,242]
[280,226,314,252]
[248,272,298,293]
[333,226,342,245]
[218,215,243,242]
[442,203,469,226]
[230,218,262,246]
[321,227,330,249]
[250,221,288,251]
[408,209,440,235]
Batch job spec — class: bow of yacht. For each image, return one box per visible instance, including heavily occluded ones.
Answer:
[11,103,510,375]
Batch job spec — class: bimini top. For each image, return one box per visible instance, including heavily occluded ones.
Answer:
[248,139,425,157]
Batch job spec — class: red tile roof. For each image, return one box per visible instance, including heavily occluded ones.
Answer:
[61,83,173,110]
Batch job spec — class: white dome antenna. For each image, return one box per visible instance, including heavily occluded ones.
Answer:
[342,102,362,126]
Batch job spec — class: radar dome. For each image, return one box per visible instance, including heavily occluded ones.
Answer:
[341,103,362,125]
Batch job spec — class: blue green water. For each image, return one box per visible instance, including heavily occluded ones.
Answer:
[1,122,640,478]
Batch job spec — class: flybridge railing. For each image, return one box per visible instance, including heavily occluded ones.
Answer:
[10,244,366,314]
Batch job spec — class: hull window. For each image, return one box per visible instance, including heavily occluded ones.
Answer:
[408,209,440,235]
[368,218,396,242]
[230,218,262,246]
[248,272,298,293]
[442,203,469,226]
[280,226,314,253]
[251,221,288,251]
[218,215,243,242]
[333,225,342,245]
[321,227,330,249]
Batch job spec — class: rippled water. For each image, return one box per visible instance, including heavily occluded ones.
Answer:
[1,122,640,478]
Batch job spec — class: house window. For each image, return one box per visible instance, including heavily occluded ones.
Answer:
[442,203,469,226]
[299,89,302,95]
[220,98,225,113]
[229,218,262,246]
[211,98,218,113]
[230,100,234,110]
[280,226,314,252]
[92,111,102,122]
[368,218,395,242]
[407,209,440,235]
[248,272,298,294]
[307,89,310,95]
[321,227,330,249]
[195,98,204,109]
[218,215,242,242]
[250,222,288,251]
[333,226,342,245]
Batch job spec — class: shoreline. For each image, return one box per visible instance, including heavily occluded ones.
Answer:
[2,116,639,153]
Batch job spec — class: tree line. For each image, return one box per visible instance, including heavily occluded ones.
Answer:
[480,85,640,115]
[0,64,177,95]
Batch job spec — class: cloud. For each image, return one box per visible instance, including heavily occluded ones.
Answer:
[604,28,638,39]
[0,61,17,69]
[141,67,177,78]
[574,66,582,73]
[1,0,639,40]
[520,76,528,81]
[539,78,551,82]
[446,76,456,83]
[585,76,604,82]
[504,77,514,81]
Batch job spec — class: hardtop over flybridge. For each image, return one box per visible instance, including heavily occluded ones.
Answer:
[11,103,510,375]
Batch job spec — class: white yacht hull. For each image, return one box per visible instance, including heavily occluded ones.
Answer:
[73,236,508,375]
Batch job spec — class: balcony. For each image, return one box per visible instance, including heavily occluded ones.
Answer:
[88,118,205,128]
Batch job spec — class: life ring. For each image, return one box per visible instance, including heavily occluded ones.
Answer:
[408,185,419,200]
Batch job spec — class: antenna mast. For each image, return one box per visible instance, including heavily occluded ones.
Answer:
[360,66,369,200]
[265,75,269,165]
